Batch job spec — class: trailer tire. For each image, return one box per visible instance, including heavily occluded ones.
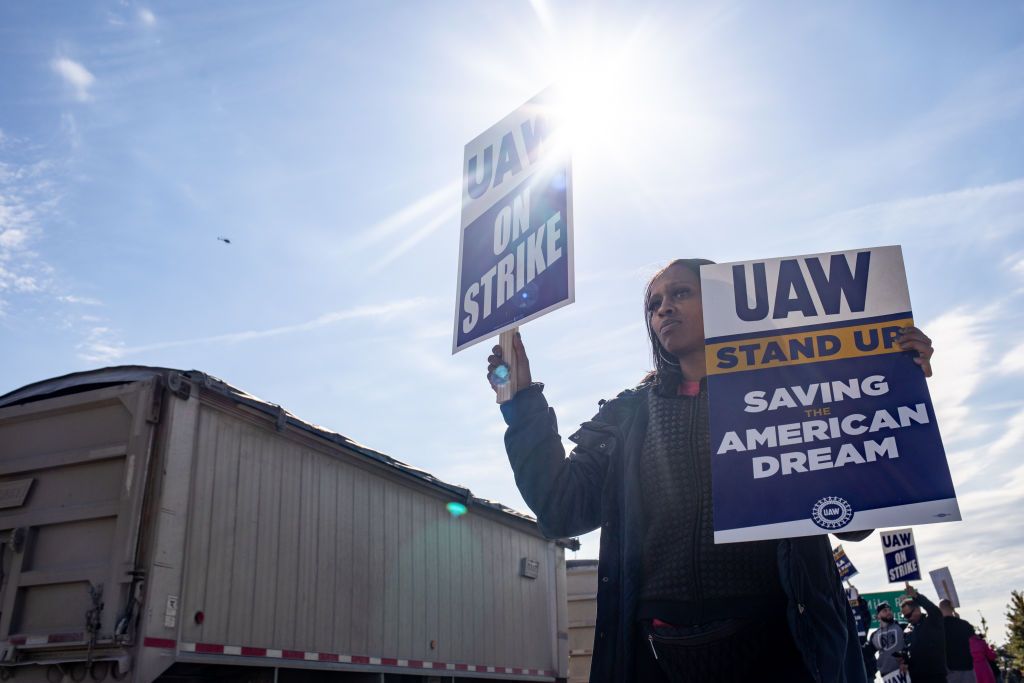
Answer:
[0,667,13,680]
[89,662,109,681]
[69,663,88,682]
[109,661,128,681]
[45,665,63,683]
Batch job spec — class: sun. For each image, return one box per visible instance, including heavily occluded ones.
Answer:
[537,20,664,165]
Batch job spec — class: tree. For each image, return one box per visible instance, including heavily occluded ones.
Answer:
[1006,590,1024,669]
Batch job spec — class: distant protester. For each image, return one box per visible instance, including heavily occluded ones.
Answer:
[969,634,998,683]
[866,600,907,678]
[848,591,875,678]
[940,598,978,683]
[901,584,947,683]
[487,258,936,683]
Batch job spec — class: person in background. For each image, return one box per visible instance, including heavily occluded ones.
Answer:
[941,599,977,683]
[848,588,876,679]
[969,634,998,683]
[866,601,907,679]
[487,258,937,683]
[901,584,947,683]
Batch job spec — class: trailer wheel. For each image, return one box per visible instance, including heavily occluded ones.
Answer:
[68,663,88,682]
[89,662,109,681]
[109,661,128,681]
[0,667,13,680]
[45,665,63,683]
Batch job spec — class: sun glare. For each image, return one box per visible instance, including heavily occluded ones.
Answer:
[541,26,661,163]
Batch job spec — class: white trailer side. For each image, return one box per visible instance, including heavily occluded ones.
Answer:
[565,560,598,683]
[0,367,573,682]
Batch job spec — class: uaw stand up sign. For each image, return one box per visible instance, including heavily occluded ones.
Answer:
[700,246,960,543]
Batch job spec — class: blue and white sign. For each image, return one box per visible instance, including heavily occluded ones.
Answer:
[881,527,922,583]
[701,246,960,543]
[452,87,574,353]
[834,544,859,580]
[882,670,911,683]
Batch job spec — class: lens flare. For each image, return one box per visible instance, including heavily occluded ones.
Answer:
[446,502,468,517]
[490,364,511,385]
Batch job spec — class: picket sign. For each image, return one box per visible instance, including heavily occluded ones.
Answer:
[452,86,574,407]
[929,566,959,608]
[701,246,960,543]
[880,527,922,583]
[883,669,911,683]
[834,544,859,580]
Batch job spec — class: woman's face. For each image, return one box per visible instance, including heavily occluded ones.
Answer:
[648,263,706,359]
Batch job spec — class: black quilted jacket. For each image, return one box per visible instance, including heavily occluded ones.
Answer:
[500,382,869,683]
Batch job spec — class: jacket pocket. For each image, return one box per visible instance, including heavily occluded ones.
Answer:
[568,421,619,455]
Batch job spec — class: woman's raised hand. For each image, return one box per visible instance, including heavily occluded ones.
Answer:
[486,332,533,395]
[898,326,934,377]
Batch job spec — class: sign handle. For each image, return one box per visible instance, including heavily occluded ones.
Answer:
[494,327,520,404]
[941,579,957,607]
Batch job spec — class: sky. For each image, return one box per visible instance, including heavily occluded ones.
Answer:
[2,0,1023,645]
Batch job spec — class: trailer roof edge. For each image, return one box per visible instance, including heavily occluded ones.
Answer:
[0,365,578,546]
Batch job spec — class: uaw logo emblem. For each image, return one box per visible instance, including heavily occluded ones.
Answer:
[811,496,853,530]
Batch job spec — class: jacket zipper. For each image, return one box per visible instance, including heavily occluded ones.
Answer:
[689,388,703,623]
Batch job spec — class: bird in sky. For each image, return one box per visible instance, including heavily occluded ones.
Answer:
[217,236,231,244]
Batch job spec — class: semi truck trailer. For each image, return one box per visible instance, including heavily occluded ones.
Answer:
[0,367,572,682]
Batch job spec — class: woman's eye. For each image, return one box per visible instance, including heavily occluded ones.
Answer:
[647,298,661,311]
[673,288,691,299]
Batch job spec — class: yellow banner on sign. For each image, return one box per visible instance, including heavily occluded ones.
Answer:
[705,317,914,376]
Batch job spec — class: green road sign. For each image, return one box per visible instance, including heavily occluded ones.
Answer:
[860,590,909,629]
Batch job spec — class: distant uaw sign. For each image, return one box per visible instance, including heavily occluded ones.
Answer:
[834,544,859,580]
[452,88,574,353]
[881,527,922,582]
[701,246,960,543]
[882,670,910,683]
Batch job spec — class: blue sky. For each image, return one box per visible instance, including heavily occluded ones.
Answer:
[2,1,1023,644]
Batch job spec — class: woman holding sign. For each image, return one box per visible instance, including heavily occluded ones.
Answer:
[487,258,935,683]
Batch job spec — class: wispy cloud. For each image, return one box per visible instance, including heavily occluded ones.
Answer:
[58,294,102,306]
[0,266,40,293]
[815,177,1024,246]
[922,306,997,444]
[138,8,157,27]
[759,48,1024,222]
[988,407,1024,457]
[51,57,95,102]
[913,443,1024,642]
[998,341,1024,374]
[0,155,57,303]
[1,123,114,358]
[77,327,125,364]
[79,298,433,363]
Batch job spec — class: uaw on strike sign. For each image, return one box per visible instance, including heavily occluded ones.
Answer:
[452,88,573,353]
[881,527,922,582]
[701,246,960,543]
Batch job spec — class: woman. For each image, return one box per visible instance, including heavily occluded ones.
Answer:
[970,634,999,683]
[487,258,935,682]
